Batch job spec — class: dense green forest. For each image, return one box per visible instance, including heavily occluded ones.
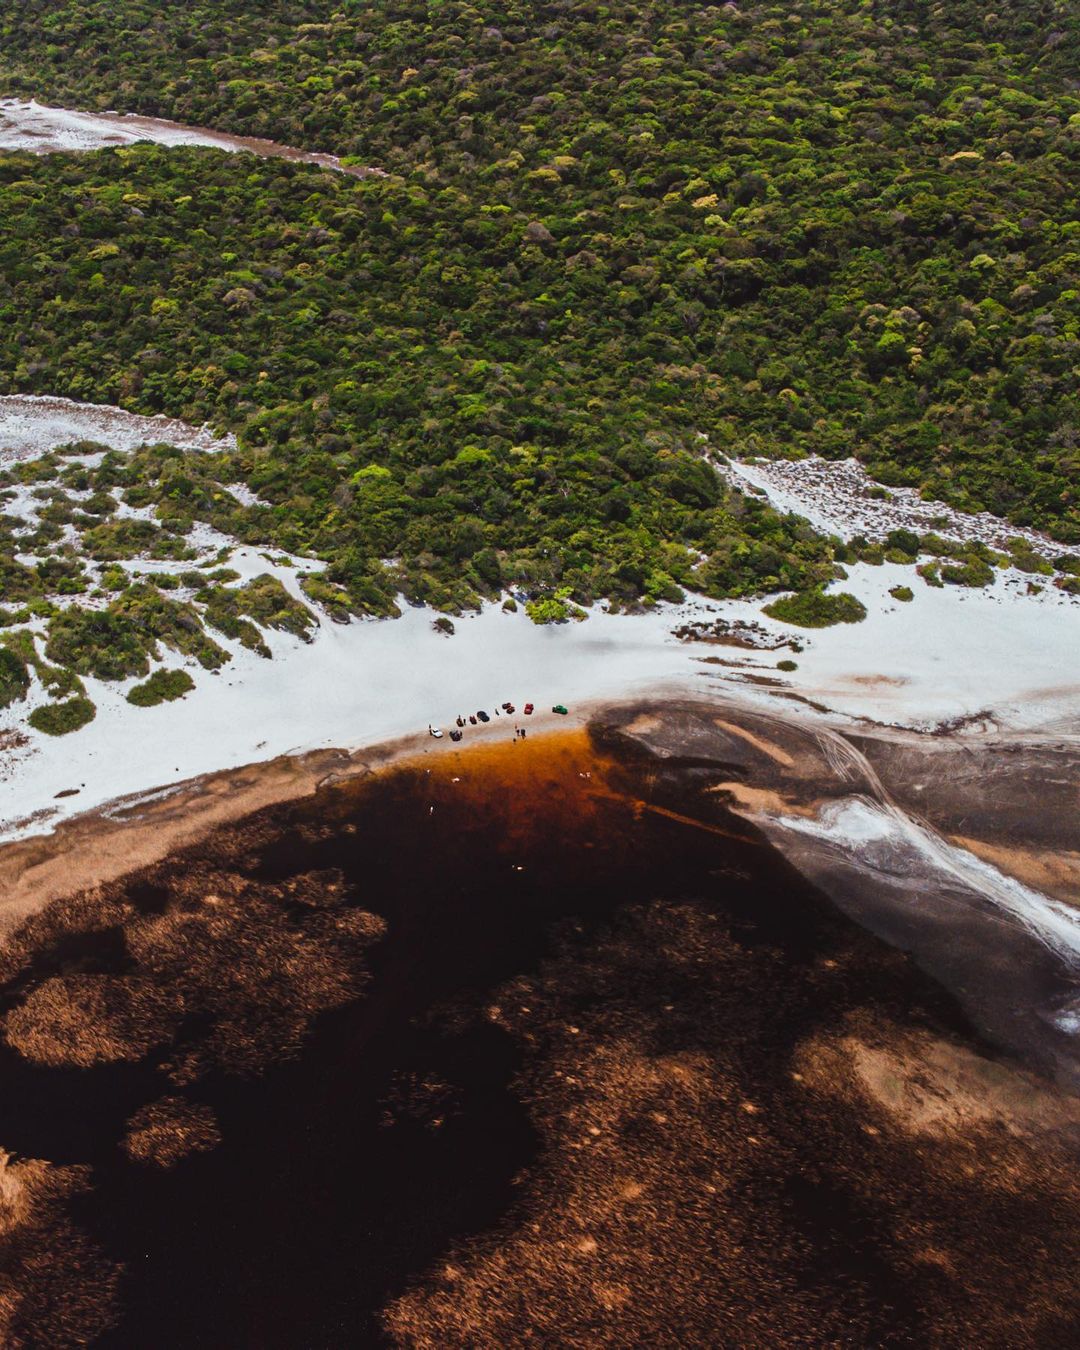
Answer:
[0,0,1078,696]
[0,0,1076,540]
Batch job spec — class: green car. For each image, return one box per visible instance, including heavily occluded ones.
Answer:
[552,704,569,715]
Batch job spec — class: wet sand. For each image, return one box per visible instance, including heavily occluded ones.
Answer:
[0,709,1077,1345]
[599,701,1080,1085]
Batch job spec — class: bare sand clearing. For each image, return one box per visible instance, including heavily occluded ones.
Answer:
[0,98,384,177]
[722,453,1069,567]
[0,392,235,463]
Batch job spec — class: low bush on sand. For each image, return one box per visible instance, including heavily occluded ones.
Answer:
[126,669,196,707]
[0,647,30,709]
[29,696,96,736]
[763,589,867,628]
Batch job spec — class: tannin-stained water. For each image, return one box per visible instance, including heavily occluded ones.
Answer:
[0,727,1075,1348]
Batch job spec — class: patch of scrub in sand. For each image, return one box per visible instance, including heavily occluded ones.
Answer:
[0,424,326,750]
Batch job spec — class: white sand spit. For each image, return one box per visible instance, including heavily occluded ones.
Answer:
[1,556,1077,841]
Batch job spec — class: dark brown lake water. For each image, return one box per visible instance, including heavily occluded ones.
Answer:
[0,727,1074,1347]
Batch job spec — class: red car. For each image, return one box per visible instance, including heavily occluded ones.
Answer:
[523,703,534,715]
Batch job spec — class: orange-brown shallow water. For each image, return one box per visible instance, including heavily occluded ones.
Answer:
[0,724,1078,1347]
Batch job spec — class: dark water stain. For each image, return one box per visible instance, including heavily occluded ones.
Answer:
[0,730,988,1346]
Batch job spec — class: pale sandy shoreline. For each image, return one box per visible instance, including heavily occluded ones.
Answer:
[0,705,593,936]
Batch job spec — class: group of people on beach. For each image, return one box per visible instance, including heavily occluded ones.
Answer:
[431,701,569,744]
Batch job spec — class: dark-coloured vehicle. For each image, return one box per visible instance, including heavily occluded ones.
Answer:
[524,703,534,715]
[553,704,569,715]
[477,710,491,723]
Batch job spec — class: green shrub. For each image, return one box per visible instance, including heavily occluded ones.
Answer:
[940,557,994,587]
[889,586,914,602]
[763,589,867,628]
[776,658,798,672]
[126,668,196,707]
[203,575,316,647]
[80,518,163,560]
[884,529,920,558]
[45,608,150,680]
[100,566,130,592]
[300,573,355,623]
[525,597,587,624]
[0,647,30,709]
[1008,549,1053,576]
[917,563,944,588]
[29,696,96,736]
